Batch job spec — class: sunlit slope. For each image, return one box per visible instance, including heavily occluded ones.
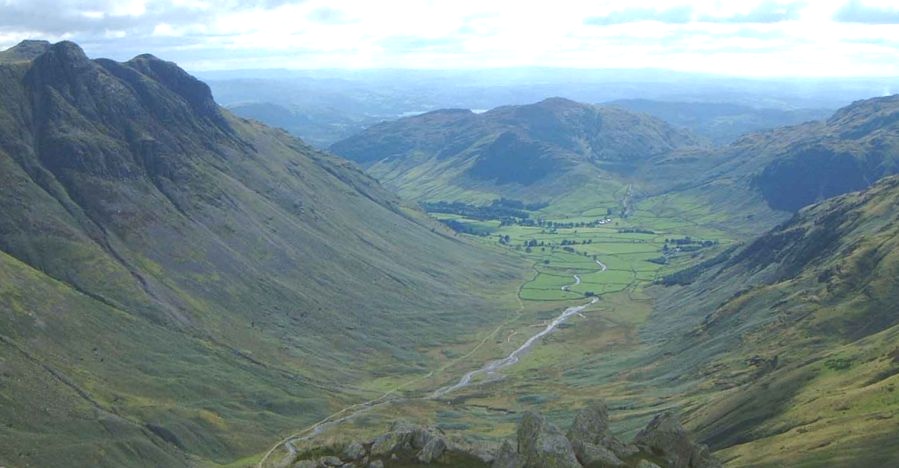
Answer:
[672,94,899,213]
[647,175,899,466]
[330,98,701,204]
[0,40,522,467]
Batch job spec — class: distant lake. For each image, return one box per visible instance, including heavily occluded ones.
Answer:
[397,108,488,118]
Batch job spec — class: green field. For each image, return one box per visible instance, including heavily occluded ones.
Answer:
[447,199,736,304]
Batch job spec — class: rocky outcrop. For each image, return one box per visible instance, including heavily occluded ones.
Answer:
[278,402,719,468]
[517,411,581,468]
[633,413,721,468]
[566,401,639,466]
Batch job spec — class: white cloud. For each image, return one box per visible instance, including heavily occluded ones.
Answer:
[0,0,897,76]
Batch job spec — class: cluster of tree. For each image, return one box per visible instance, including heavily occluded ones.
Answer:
[662,238,719,253]
[560,239,592,246]
[511,238,593,249]
[423,200,530,220]
[502,217,613,228]
[618,228,656,234]
[439,219,490,236]
[666,236,718,247]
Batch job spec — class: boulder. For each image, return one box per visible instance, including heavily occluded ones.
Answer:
[369,431,412,457]
[492,440,524,468]
[411,426,440,449]
[567,401,637,463]
[571,440,625,467]
[601,437,639,461]
[567,401,611,445]
[417,436,447,463]
[633,412,720,468]
[341,441,366,462]
[318,455,343,466]
[689,443,720,468]
[517,411,581,468]
[367,460,384,468]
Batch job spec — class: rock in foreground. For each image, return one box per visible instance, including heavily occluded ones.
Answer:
[274,402,720,468]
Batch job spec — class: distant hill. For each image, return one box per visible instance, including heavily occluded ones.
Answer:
[0,40,519,467]
[227,101,375,148]
[608,99,831,145]
[330,98,702,203]
[707,94,899,211]
[646,175,899,466]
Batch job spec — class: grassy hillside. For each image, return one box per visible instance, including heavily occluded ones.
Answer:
[608,99,831,145]
[331,94,899,240]
[703,95,899,212]
[329,98,702,204]
[0,40,524,467]
[258,175,899,467]
[646,175,899,465]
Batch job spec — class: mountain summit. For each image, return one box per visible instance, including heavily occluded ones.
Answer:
[0,40,517,467]
[330,97,701,202]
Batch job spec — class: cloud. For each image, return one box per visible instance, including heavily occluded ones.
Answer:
[0,0,898,77]
[308,7,354,24]
[0,0,205,35]
[585,1,806,26]
[702,1,806,23]
[834,0,899,24]
[584,6,693,26]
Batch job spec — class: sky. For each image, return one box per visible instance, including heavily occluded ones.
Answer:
[1,0,899,77]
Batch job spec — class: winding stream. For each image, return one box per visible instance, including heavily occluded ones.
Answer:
[430,295,598,398]
[260,258,608,466]
[561,274,581,291]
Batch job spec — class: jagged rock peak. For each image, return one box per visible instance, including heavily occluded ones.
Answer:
[126,52,220,119]
[29,40,91,71]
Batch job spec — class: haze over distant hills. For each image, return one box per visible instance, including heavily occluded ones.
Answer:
[203,68,898,148]
[608,99,831,145]
[330,94,899,218]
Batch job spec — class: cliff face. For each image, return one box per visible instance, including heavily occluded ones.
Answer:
[723,94,899,211]
[0,40,519,467]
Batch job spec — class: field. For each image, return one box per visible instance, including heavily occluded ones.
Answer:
[433,190,735,305]
[257,189,747,465]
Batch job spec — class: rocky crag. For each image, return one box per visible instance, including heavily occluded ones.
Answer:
[274,401,720,468]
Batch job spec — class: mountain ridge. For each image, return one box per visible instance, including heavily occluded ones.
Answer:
[330,97,703,204]
[645,174,899,465]
[0,40,522,467]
